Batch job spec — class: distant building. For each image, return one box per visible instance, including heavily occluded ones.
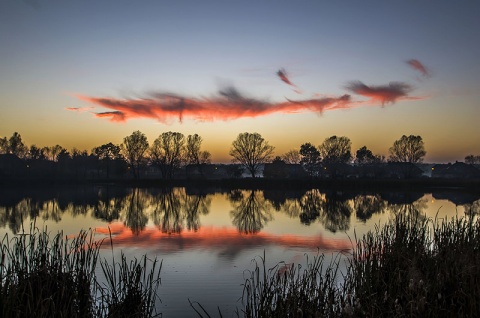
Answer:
[431,162,480,179]
[263,161,307,179]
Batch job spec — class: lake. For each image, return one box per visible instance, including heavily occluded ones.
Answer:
[0,185,478,317]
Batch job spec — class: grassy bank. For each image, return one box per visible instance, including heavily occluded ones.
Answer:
[233,214,480,318]
[0,226,161,318]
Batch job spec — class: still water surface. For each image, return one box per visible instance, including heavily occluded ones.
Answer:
[0,186,478,317]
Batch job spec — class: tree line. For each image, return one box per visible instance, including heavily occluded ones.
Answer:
[1,130,476,180]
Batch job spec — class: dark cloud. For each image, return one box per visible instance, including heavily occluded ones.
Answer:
[345,81,413,105]
[277,68,302,93]
[406,59,430,77]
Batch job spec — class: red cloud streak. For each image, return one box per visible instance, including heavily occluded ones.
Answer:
[95,222,352,254]
[345,81,413,105]
[75,88,352,123]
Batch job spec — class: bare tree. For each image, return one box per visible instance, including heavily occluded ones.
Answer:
[465,155,480,164]
[282,149,301,164]
[318,135,352,164]
[186,134,211,165]
[389,135,426,163]
[122,130,149,179]
[150,131,185,179]
[229,132,274,178]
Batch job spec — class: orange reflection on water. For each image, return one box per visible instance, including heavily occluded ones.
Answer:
[95,222,351,253]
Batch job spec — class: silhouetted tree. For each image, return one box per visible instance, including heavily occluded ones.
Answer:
[355,146,383,164]
[465,155,480,164]
[150,131,185,179]
[282,149,301,164]
[0,136,7,154]
[319,135,352,164]
[388,135,426,163]
[186,134,211,165]
[122,130,149,179]
[1,132,28,158]
[299,143,321,176]
[229,132,274,178]
[43,145,64,161]
[92,142,122,178]
[27,145,46,160]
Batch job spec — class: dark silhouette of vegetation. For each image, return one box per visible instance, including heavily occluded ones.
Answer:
[281,149,301,164]
[0,227,162,318]
[465,154,480,164]
[355,146,384,164]
[2,130,480,184]
[229,132,274,178]
[299,142,321,176]
[122,131,149,179]
[319,135,352,164]
[389,135,426,163]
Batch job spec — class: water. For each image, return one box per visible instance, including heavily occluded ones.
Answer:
[0,185,477,317]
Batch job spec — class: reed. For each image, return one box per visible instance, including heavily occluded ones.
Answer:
[0,224,161,318]
[234,214,480,318]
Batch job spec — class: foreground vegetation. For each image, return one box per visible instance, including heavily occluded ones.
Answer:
[0,226,161,318]
[234,214,480,317]
[1,214,479,317]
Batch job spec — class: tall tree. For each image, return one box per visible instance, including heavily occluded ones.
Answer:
[2,132,28,158]
[185,134,211,165]
[355,145,383,164]
[229,132,274,178]
[318,135,352,164]
[0,136,8,154]
[150,131,185,179]
[389,135,426,163]
[282,149,301,164]
[299,142,321,176]
[92,142,122,178]
[28,145,46,160]
[122,130,149,178]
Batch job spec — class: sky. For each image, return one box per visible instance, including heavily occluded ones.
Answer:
[1,0,479,163]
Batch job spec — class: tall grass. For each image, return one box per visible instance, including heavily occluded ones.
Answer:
[234,215,480,318]
[0,225,161,318]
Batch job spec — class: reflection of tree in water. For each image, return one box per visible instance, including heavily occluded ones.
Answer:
[151,188,183,234]
[388,198,428,222]
[463,200,480,219]
[123,188,149,236]
[182,192,211,231]
[93,196,125,222]
[299,189,323,225]
[354,194,387,222]
[296,190,352,232]
[230,190,272,234]
[281,199,302,218]
[150,188,212,234]
[320,193,352,233]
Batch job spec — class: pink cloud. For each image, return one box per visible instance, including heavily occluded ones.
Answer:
[75,87,354,123]
[345,81,414,105]
[406,59,430,77]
